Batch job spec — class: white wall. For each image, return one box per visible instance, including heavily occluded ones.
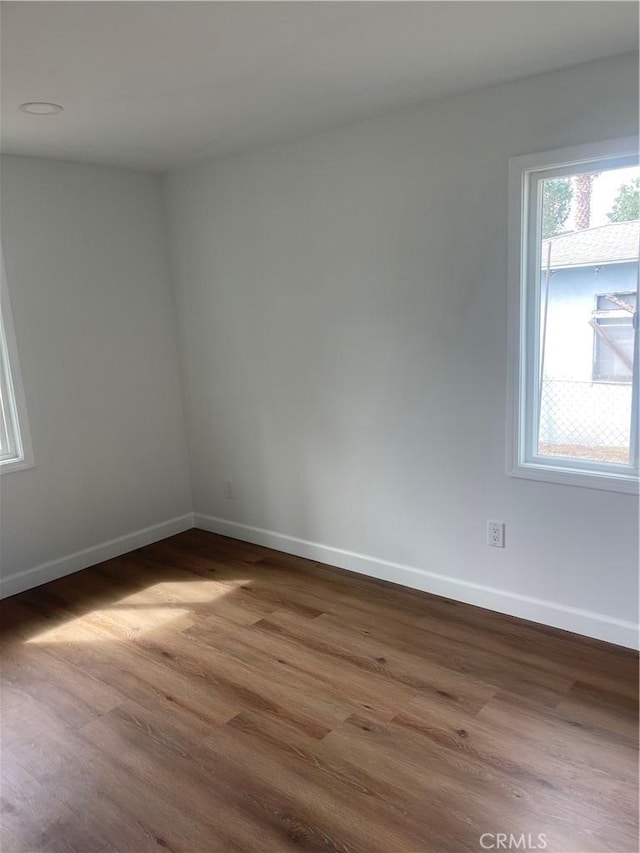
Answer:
[164,53,639,647]
[0,156,192,593]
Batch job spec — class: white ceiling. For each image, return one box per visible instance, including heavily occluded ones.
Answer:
[1,1,637,172]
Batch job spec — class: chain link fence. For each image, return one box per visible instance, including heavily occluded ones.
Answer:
[538,378,632,464]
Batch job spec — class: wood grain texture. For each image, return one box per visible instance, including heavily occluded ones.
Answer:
[1,529,637,853]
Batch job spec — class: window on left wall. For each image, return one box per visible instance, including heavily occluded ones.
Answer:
[1,251,34,473]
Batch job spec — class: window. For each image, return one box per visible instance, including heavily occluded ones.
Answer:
[508,138,639,493]
[0,250,33,473]
[592,292,636,382]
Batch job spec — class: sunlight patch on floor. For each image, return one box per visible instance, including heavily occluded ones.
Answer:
[111,579,247,606]
[25,606,191,644]
[25,579,248,644]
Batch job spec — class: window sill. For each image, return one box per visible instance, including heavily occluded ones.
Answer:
[509,461,639,495]
[0,455,35,475]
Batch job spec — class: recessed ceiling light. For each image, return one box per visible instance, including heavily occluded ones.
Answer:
[18,102,63,115]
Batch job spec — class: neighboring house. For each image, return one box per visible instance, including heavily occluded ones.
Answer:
[539,220,638,459]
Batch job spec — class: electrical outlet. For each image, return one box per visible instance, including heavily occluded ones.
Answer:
[225,480,234,500]
[487,521,505,548]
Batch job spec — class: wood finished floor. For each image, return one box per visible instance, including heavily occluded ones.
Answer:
[0,529,638,853]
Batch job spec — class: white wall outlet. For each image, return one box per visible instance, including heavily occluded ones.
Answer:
[487,521,505,548]
[225,480,235,499]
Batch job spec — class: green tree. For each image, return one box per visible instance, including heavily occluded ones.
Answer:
[607,177,640,223]
[542,178,573,238]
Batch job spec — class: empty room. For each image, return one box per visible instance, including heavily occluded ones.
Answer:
[0,1,638,851]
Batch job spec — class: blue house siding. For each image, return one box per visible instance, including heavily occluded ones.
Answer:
[539,260,635,454]
[543,262,635,382]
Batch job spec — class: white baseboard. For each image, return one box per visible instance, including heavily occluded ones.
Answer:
[194,513,639,650]
[0,513,195,599]
[3,509,636,650]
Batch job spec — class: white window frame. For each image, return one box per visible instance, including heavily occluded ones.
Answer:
[0,247,34,474]
[507,137,639,495]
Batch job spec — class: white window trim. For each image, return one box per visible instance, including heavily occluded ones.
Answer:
[507,137,639,495]
[0,247,34,474]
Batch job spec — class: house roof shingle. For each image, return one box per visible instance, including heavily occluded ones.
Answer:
[541,220,640,269]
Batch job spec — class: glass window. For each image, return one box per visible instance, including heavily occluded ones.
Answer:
[508,139,639,492]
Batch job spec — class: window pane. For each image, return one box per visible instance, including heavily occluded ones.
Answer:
[537,165,639,466]
[593,317,634,381]
[596,292,637,311]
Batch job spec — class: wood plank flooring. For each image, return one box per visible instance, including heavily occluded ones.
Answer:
[1,529,637,853]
